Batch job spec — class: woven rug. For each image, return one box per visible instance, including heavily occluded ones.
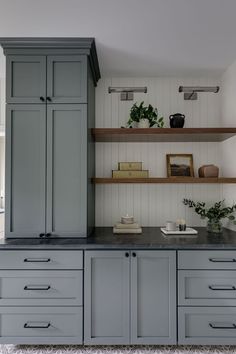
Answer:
[1,346,236,354]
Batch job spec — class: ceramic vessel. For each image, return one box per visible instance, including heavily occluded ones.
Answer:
[138,118,150,128]
[198,164,219,178]
[169,113,185,128]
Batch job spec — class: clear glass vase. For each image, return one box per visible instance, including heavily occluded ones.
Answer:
[207,219,222,234]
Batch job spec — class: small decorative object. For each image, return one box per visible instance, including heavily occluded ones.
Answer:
[113,161,149,178]
[198,164,219,178]
[118,162,142,171]
[169,113,185,128]
[113,215,142,234]
[183,199,236,234]
[112,170,149,178]
[177,218,187,231]
[126,101,164,128]
[121,214,134,224]
[166,154,194,177]
[165,221,177,231]
[161,227,198,235]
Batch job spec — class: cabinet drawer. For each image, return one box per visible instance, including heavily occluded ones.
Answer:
[179,270,236,306]
[0,307,82,344]
[0,270,82,306]
[178,250,236,270]
[0,251,83,269]
[178,307,236,345]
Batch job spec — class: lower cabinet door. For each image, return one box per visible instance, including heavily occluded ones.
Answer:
[0,307,82,344]
[179,307,236,345]
[84,251,130,344]
[131,251,176,344]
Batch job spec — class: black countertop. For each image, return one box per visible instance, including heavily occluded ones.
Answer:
[0,227,236,250]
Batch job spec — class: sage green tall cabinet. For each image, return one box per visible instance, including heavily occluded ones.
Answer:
[0,38,100,238]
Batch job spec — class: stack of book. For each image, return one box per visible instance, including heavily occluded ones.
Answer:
[112,162,149,178]
[113,222,142,234]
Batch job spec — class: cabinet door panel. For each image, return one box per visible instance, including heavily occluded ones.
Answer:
[47,56,87,103]
[5,105,46,237]
[131,251,176,344]
[84,251,130,344]
[6,56,46,103]
[46,104,87,237]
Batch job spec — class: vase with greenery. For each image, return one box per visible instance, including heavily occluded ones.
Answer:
[183,199,236,233]
[126,101,164,128]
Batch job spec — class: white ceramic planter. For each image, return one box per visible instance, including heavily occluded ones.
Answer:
[138,118,150,128]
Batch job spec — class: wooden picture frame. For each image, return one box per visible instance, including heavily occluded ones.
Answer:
[166,154,194,177]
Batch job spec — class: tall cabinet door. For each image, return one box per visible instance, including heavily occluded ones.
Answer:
[46,104,87,237]
[5,105,46,237]
[131,250,176,344]
[84,251,130,344]
[6,56,46,103]
[46,56,87,103]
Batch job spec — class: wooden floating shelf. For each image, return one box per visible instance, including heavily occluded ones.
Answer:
[93,177,236,184]
[92,128,236,142]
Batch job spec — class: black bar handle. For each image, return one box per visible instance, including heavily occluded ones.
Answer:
[125,252,129,257]
[46,233,51,237]
[46,97,52,102]
[209,322,236,329]
[209,258,236,263]
[39,233,45,238]
[39,96,45,102]
[24,322,50,329]
[209,285,236,291]
[132,252,136,257]
[24,285,51,291]
[24,258,51,263]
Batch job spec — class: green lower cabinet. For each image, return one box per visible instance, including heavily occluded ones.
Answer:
[84,250,176,345]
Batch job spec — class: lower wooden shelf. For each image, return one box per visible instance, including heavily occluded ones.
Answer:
[93,177,236,184]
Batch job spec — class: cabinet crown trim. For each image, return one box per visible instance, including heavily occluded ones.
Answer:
[0,37,100,84]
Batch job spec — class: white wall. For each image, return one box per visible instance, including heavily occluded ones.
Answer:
[95,77,223,227]
[221,61,236,230]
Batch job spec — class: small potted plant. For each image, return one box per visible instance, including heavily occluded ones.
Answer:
[126,101,164,128]
[183,198,236,233]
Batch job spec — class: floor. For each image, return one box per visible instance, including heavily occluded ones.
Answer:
[1,346,236,354]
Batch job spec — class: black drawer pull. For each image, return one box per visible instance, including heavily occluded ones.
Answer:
[125,252,129,258]
[132,252,136,257]
[39,96,45,102]
[209,258,236,263]
[46,97,52,102]
[209,322,236,329]
[209,285,236,291]
[24,258,51,263]
[24,322,50,329]
[24,285,51,291]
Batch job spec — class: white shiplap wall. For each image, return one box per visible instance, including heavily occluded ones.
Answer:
[95,77,223,227]
[221,61,236,231]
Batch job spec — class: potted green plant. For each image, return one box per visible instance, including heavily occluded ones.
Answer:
[183,198,236,233]
[126,101,164,128]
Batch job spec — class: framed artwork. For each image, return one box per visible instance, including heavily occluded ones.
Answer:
[166,154,194,177]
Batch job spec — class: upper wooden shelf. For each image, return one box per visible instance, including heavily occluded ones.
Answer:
[92,128,236,142]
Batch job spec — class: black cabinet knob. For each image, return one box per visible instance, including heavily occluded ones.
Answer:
[125,252,129,257]
[40,97,45,102]
[46,233,51,237]
[46,97,52,102]
[39,233,45,238]
[132,252,136,257]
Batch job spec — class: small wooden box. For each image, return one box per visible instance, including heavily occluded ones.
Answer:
[118,162,142,171]
[112,170,149,178]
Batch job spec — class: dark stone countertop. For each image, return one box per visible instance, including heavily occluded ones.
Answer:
[0,227,236,250]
